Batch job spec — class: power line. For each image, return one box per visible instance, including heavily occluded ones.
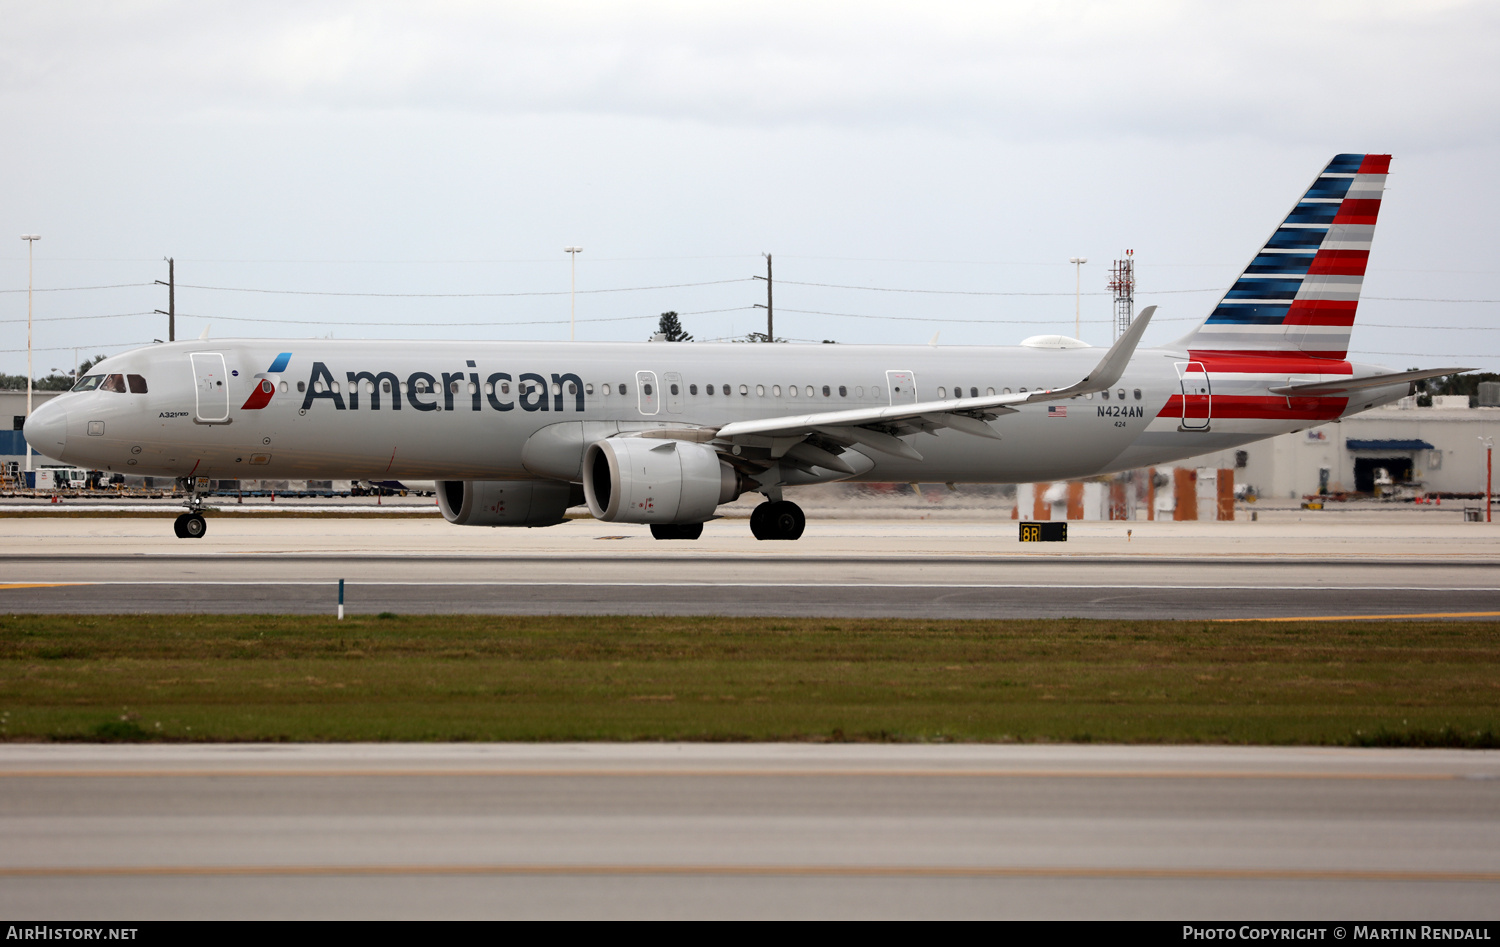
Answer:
[0,341,151,354]
[0,312,156,324]
[0,283,152,294]
[174,278,752,298]
[778,279,1222,297]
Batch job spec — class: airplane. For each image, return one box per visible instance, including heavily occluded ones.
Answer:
[23,153,1470,540]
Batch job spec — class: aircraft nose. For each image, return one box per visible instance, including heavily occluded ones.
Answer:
[23,403,68,461]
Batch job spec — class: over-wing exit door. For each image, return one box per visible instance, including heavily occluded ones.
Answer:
[886,370,917,405]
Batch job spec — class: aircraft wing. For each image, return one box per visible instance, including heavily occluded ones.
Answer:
[711,307,1156,462]
[1268,366,1473,396]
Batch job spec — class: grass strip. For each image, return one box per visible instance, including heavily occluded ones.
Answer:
[0,614,1496,745]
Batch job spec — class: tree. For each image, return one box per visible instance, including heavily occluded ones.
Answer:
[739,331,787,343]
[653,312,692,342]
[0,354,108,391]
[1426,371,1500,407]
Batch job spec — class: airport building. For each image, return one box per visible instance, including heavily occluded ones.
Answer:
[1,389,63,481]
[1177,399,1500,499]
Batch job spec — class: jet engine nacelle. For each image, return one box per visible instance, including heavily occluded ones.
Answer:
[583,437,742,524]
[435,479,579,527]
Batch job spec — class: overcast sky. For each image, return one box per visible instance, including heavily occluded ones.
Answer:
[3,0,1498,375]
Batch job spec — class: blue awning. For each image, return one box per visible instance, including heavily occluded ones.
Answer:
[1346,439,1435,451]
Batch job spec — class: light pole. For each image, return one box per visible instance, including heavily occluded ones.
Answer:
[1482,437,1494,523]
[21,234,40,474]
[564,247,583,341]
[1069,257,1087,339]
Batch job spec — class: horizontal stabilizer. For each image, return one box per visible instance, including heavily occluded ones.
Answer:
[1269,367,1473,396]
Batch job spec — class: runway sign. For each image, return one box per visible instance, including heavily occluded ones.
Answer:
[1019,521,1067,542]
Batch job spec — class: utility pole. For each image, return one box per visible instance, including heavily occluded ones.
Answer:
[753,252,773,340]
[21,235,40,474]
[563,247,582,341]
[1069,257,1087,339]
[155,257,175,342]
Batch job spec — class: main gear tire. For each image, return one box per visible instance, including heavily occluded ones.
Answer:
[650,523,704,540]
[752,500,804,540]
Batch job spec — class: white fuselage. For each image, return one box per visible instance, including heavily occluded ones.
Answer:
[25,338,1404,486]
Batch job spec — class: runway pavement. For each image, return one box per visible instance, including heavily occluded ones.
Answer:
[2,513,1498,618]
[0,743,1495,920]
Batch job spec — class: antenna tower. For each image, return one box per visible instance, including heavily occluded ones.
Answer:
[1109,250,1135,340]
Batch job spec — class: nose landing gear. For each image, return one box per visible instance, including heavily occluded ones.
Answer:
[749,500,805,541]
[172,477,210,539]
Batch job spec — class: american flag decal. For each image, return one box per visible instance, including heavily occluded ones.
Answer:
[1048,405,1067,418]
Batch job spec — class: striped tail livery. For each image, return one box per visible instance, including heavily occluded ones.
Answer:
[1180,153,1389,362]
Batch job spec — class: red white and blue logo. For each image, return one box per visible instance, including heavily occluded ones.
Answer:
[240,352,292,410]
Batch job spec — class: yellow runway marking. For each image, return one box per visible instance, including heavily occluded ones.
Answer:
[0,768,1470,781]
[0,864,1495,883]
[0,583,87,590]
[1219,611,1500,622]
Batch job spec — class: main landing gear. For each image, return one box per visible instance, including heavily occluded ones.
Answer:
[173,477,209,540]
[750,500,805,541]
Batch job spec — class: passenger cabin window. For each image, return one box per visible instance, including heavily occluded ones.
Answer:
[739,384,748,396]
[822,385,831,397]
[101,374,127,393]
[838,386,847,397]
[72,374,103,392]
[298,381,306,392]
[618,384,627,396]
[706,385,715,396]
[937,387,947,399]
[689,384,698,395]
[970,387,978,398]
[670,383,680,395]
[1133,389,1142,400]
[772,385,781,397]
[1102,390,1110,400]
[1117,389,1126,400]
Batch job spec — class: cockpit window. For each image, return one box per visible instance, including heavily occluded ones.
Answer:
[127,374,148,393]
[72,374,104,392]
[101,374,127,393]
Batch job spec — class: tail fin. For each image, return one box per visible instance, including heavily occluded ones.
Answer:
[1180,153,1390,361]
